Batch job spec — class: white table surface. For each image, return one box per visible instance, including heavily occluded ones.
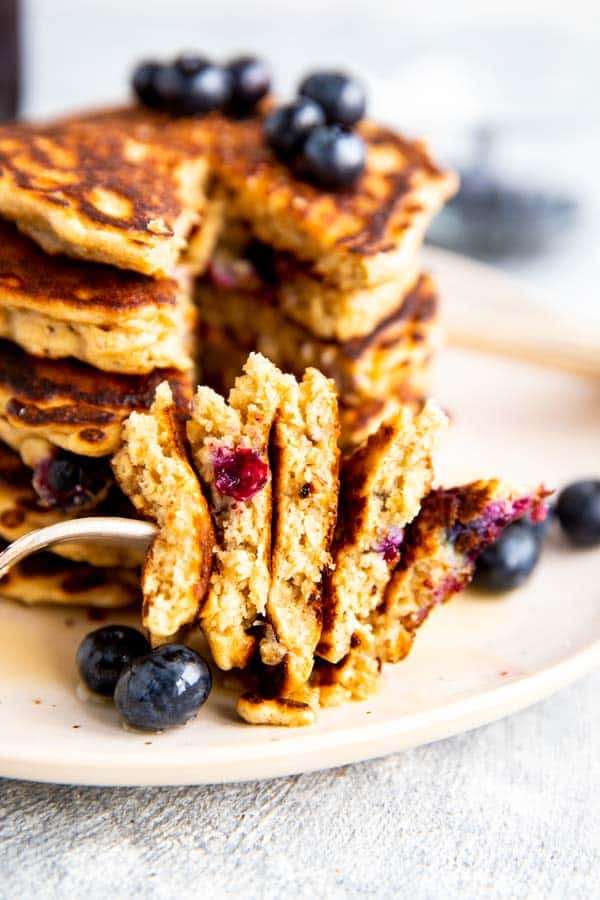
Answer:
[2,670,599,898]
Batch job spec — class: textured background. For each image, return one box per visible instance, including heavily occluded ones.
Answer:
[1,670,598,899]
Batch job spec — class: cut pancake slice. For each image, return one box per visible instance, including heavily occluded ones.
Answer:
[0,117,208,275]
[187,353,292,670]
[311,625,380,708]
[318,401,448,664]
[260,367,340,696]
[112,382,214,645]
[371,480,550,664]
[0,219,195,374]
[0,339,191,459]
[0,539,140,608]
[0,440,142,568]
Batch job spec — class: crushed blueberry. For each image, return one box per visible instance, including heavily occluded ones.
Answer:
[213,447,269,501]
[32,450,112,510]
[376,528,404,563]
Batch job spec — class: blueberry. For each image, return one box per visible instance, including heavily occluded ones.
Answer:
[76,626,150,697]
[174,52,210,76]
[299,71,366,127]
[556,480,600,547]
[474,520,541,592]
[299,125,366,190]
[264,98,325,159]
[227,56,271,116]
[154,61,232,116]
[132,60,163,109]
[114,644,212,731]
[32,450,112,510]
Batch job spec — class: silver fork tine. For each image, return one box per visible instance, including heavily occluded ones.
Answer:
[0,518,157,579]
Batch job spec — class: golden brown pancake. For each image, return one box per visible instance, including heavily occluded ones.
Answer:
[0,116,207,276]
[0,338,191,459]
[0,106,457,287]
[0,219,194,373]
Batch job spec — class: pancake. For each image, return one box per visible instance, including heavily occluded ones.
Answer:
[197,272,440,407]
[0,116,208,276]
[112,381,214,645]
[212,115,458,290]
[370,481,550,664]
[318,402,447,664]
[0,107,457,288]
[0,219,195,373]
[0,339,192,459]
[0,440,143,567]
[0,538,140,607]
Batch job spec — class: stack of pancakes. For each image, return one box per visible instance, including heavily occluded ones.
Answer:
[0,103,455,606]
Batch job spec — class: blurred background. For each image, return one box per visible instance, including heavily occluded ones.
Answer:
[2,0,599,318]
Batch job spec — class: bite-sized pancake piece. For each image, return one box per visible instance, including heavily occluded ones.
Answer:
[197,272,439,406]
[237,685,319,727]
[371,481,550,663]
[0,440,142,567]
[318,401,447,664]
[112,382,214,645]
[262,367,340,696]
[0,339,191,458]
[213,115,458,289]
[0,117,208,275]
[312,625,380,707]
[187,353,292,670]
[0,539,140,607]
[0,220,195,373]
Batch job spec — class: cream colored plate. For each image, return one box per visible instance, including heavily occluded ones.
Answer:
[1,250,599,786]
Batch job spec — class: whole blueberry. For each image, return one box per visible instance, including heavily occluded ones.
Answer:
[33,450,112,510]
[299,71,366,127]
[474,520,541,592]
[132,60,163,109]
[264,98,325,159]
[76,626,151,697]
[175,52,211,76]
[556,480,600,547]
[114,644,212,730]
[227,56,271,115]
[299,125,366,190]
[155,61,232,116]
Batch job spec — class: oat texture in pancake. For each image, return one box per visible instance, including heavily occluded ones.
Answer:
[0,219,194,373]
[318,401,448,664]
[187,353,292,670]
[112,381,214,645]
[259,366,340,696]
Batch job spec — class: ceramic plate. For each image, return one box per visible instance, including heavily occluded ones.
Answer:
[1,250,599,786]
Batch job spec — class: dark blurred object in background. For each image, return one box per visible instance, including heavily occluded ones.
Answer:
[429,125,579,262]
[0,0,20,121]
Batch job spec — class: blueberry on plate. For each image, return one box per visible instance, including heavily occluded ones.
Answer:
[299,125,366,190]
[299,71,366,127]
[132,60,163,108]
[76,625,151,697]
[556,479,600,547]
[154,60,232,116]
[474,519,542,592]
[114,644,212,731]
[227,56,271,115]
[264,98,325,159]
